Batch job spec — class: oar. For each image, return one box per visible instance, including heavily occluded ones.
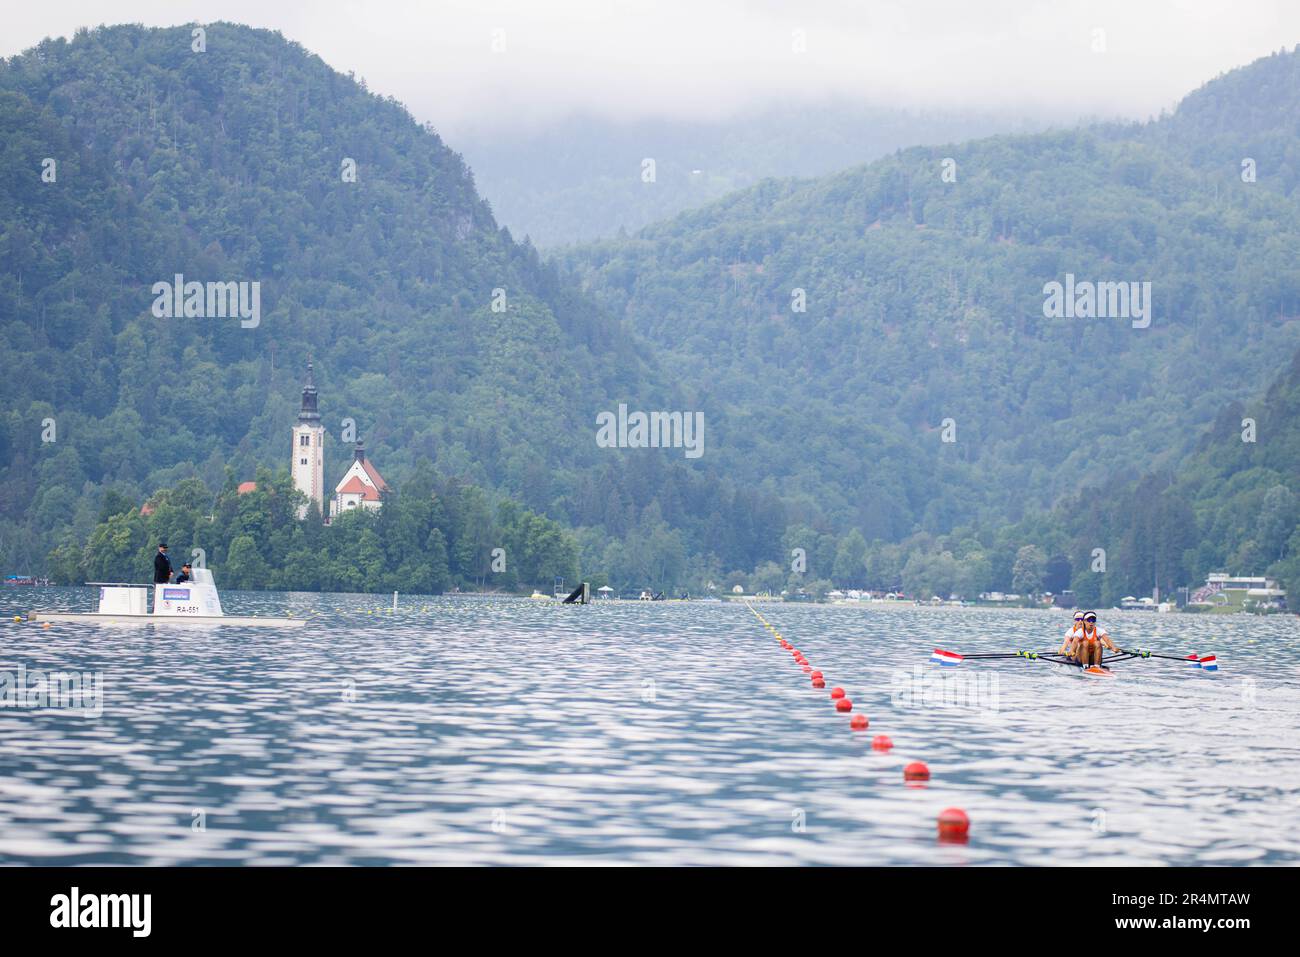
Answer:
[930,648,1067,665]
[998,650,1081,665]
[1031,653,1084,665]
[1121,648,1219,670]
[1121,648,1193,662]
[1013,650,1127,666]
[953,652,1037,659]
[1037,653,1132,670]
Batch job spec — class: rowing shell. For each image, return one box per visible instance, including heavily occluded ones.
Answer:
[1078,664,1117,678]
[1044,657,1118,678]
[929,647,1216,676]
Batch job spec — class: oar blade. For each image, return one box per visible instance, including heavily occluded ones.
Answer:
[930,648,964,666]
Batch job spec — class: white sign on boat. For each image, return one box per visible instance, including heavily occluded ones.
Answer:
[29,568,305,627]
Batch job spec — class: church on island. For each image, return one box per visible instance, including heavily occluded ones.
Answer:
[290,364,388,522]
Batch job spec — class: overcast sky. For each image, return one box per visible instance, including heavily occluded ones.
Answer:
[5,1,1299,136]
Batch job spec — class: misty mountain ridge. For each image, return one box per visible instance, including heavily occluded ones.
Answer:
[2,23,1298,600]
[456,101,1054,247]
[563,45,1300,541]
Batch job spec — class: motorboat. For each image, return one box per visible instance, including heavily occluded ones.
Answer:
[27,568,304,627]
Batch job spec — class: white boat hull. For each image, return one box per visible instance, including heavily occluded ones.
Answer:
[29,569,305,628]
[28,611,304,627]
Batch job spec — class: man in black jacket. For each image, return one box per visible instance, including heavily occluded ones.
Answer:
[153,544,173,584]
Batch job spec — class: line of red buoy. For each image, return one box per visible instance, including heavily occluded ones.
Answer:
[746,603,969,845]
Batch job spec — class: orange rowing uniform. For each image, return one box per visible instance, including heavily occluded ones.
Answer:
[1078,623,1112,662]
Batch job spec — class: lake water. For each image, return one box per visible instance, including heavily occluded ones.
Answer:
[1,588,1297,865]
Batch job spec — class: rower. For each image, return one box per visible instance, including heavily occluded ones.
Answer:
[1075,611,1120,667]
[1058,611,1085,657]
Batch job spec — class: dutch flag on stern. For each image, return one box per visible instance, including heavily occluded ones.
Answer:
[931,649,963,666]
[1198,655,1218,672]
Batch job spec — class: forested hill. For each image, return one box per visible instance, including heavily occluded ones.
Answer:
[0,23,781,583]
[1151,46,1300,197]
[456,104,1047,247]
[562,46,1300,550]
[1046,342,1300,604]
[4,25,1299,598]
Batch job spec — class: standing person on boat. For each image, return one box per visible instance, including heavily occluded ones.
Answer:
[153,544,173,584]
[1073,611,1120,667]
[1058,611,1086,656]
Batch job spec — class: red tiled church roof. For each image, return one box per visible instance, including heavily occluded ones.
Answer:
[359,459,388,491]
[337,475,381,501]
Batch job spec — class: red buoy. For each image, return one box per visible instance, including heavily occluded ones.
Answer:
[903,761,930,781]
[830,687,845,699]
[871,735,893,751]
[835,698,852,712]
[810,671,823,680]
[850,713,868,730]
[811,678,825,688]
[801,665,812,673]
[938,807,970,842]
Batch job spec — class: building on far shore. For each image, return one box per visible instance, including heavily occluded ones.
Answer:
[291,364,325,520]
[1189,572,1287,609]
[286,363,387,523]
[1206,573,1277,592]
[329,442,389,518]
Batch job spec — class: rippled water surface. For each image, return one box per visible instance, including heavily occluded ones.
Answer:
[1,588,1298,865]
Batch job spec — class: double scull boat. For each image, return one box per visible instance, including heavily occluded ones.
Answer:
[930,646,1218,678]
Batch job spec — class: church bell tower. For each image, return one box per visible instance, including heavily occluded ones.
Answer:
[291,363,325,520]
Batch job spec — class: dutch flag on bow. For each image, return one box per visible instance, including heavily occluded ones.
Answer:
[1198,655,1218,672]
[931,649,963,666]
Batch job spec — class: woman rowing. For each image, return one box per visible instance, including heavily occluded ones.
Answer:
[1058,611,1085,656]
[1065,610,1120,668]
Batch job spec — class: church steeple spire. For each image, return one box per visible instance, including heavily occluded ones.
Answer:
[298,362,320,423]
[291,363,325,521]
